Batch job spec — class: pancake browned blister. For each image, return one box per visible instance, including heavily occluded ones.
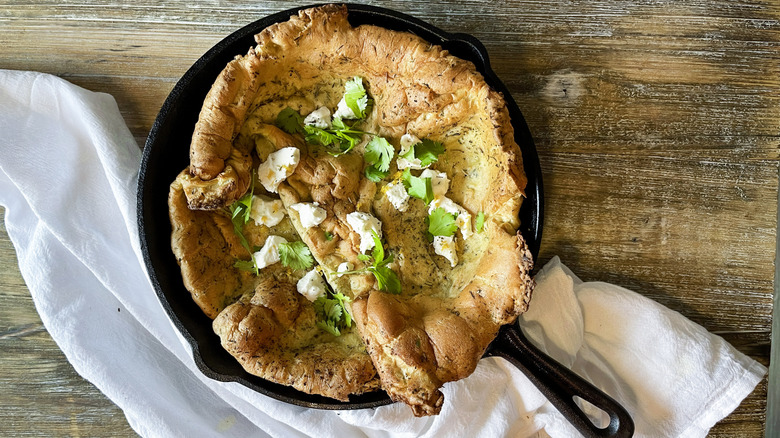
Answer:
[168,4,534,415]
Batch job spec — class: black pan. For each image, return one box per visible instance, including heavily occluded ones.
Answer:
[137,4,633,437]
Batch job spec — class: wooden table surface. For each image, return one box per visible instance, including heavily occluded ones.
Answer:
[1,1,778,436]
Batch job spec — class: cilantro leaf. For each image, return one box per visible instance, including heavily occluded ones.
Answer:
[324,231,334,241]
[227,172,258,274]
[399,138,444,168]
[475,211,486,233]
[400,144,416,160]
[428,207,458,237]
[275,107,304,135]
[228,173,255,229]
[371,265,401,294]
[364,136,394,172]
[336,231,401,294]
[343,76,371,119]
[334,132,361,155]
[324,298,343,321]
[423,215,435,243]
[303,122,367,156]
[415,139,445,167]
[304,125,341,147]
[331,291,353,327]
[330,230,401,294]
[364,231,400,294]
[313,285,353,336]
[278,241,314,270]
[238,195,253,225]
[331,116,348,130]
[363,136,394,182]
[402,168,434,204]
[233,259,256,272]
[370,231,385,267]
[317,319,341,336]
[364,165,387,182]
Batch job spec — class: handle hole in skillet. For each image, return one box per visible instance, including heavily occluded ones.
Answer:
[573,396,611,429]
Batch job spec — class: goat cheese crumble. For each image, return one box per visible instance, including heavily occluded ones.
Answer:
[252,235,288,269]
[297,269,328,302]
[346,211,382,253]
[303,106,332,129]
[385,182,410,212]
[249,195,286,227]
[258,147,300,193]
[433,235,458,267]
[289,202,327,228]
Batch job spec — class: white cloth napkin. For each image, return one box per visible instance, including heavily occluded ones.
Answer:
[0,69,767,438]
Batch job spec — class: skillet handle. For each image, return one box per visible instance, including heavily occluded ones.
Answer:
[486,324,635,438]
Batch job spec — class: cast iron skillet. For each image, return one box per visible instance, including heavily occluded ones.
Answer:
[137,4,633,437]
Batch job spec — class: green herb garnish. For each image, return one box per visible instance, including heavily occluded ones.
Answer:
[400,138,445,167]
[363,165,387,183]
[339,231,401,294]
[314,288,352,336]
[475,211,486,233]
[278,241,314,271]
[366,232,401,294]
[227,171,259,274]
[233,259,257,273]
[402,168,434,204]
[343,76,372,119]
[303,120,369,156]
[363,136,394,182]
[275,107,305,135]
[428,207,458,237]
[414,139,445,167]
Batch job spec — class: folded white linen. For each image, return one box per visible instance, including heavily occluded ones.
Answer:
[0,70,766,438]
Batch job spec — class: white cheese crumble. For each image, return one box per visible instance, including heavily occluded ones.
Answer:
[396,133,423,170]
[400,133,420,150]
[258,147,300,193]
[252,235,288,270]
[289,202,327,228]
[385,182,410,212]
[429,195,474,240]
[303,106,332,129]
[296,269,328,302]
[337,262,354,277]
[456,213,474,240]
[419,169,450,197]
[346,211,382,253]
[433,235,458,267]
[333,98,358,120]
[249,195,286,227]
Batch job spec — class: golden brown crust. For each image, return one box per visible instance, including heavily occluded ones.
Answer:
[169,171,250,318]
[174,4,534,413]
[189,4,525,204]
[180,148,253,211]
[351,234,534,416]
[213,277,380,400]
[190,48,265,180]
[171,166,380,398]
[185,47,267,210]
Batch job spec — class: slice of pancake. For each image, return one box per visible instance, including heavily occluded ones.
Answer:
[170,161,379,400]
